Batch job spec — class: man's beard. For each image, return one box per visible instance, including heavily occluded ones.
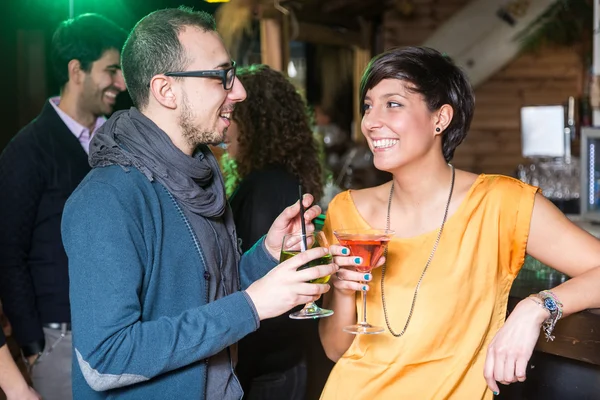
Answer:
[179,91,222,149]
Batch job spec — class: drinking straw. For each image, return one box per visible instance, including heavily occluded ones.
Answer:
[298,184,308,252]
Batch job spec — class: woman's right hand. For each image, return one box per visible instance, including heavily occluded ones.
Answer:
[329,244,385,294]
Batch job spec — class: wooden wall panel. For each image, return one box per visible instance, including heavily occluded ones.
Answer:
[382,0,584,176]
[456,46,583,175]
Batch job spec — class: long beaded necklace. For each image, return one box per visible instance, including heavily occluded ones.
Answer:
[381,164,456,337]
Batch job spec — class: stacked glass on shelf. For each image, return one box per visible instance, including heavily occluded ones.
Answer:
[517,157,580,215]
[517,157,577,279]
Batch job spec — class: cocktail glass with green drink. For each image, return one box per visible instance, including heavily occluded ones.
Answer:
[281,231,334,319]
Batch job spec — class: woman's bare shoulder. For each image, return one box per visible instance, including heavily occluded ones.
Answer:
[455,169,481,193]
[348,182,392,221]
[350,182,391,205]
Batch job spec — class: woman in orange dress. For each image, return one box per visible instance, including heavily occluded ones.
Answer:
[321,46,600,399]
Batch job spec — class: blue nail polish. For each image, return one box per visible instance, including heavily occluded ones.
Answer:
[493,391,499,396]
[341,248,349,255]
[362,285,368,291]
[354,257,361,264]
[364,274,370,280]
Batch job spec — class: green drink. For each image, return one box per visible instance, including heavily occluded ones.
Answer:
[282,231,334,319]
[280,250,333,284]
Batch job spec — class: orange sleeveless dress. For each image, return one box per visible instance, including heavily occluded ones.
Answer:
[320,175,539,400]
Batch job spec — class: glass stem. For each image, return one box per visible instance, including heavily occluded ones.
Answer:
[360,282,368,325]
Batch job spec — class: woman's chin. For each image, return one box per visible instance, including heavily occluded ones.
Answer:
[373,158,404,173]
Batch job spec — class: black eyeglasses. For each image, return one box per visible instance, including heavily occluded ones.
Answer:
[164,61,237,90]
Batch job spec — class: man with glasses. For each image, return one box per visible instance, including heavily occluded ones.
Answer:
[165,61,237,88]
[0,14,127,400]
[61,7,336,400]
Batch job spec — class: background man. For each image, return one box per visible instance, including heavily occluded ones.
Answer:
[0,13,127,400]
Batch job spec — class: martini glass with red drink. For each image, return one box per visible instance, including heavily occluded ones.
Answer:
[333,229,394,334]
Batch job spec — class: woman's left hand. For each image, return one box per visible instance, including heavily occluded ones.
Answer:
[483,298,549,395]
[328,244,385,294]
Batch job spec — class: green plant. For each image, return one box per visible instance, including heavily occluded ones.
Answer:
[516,0,593,53]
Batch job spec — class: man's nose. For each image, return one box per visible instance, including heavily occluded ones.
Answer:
[113,70,126,92]
[228,77,247,102]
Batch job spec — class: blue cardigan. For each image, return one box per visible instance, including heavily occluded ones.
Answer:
[62,165,276,400]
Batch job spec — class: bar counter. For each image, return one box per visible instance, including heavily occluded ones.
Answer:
[499,254,600,399]
[512,216,600,366]
[510,265,600,366]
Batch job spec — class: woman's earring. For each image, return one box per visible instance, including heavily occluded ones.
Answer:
[435,127,441,133]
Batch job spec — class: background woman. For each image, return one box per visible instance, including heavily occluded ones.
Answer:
[222,64,329,400]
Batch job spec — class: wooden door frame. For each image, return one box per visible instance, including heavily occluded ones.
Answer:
[259,16,372,143]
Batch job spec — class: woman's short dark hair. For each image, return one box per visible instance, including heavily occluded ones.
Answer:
[360,46,475,162]
[121,6,216,109]
[223,64,323,201]
[51,13,127,89]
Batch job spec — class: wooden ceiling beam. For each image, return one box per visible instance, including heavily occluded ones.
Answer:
[278,0,387,31]
[296,22,362,47]
[321,0,353,14]
[260,18,283,71]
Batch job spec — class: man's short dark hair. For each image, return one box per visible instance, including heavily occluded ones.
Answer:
[51,13,127,88]
[121,6,217,109]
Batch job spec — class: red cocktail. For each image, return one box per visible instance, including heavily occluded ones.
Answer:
[335,239,389,273]
[333,229,394,334]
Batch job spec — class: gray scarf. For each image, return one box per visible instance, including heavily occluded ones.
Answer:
[89,107,227,218]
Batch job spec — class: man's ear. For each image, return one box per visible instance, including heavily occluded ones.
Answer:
[149,75,178,110]
[67,59,84,85]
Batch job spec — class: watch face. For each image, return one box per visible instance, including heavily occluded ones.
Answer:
[544,297,558,311]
